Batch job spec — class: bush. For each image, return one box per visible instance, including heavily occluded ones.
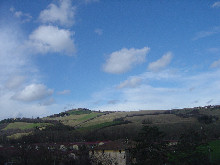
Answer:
[198,115,219,124]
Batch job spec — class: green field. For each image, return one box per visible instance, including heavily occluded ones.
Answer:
[7,132,33,139]
[77,112,102,121]
[3,122,52,130]
[66,109,91,115]
[79,121,122,131]
[209,140,220,163]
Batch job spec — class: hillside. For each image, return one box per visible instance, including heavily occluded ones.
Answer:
[0,106,220,142]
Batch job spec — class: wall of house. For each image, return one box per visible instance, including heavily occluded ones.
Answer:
[89,150,126,165]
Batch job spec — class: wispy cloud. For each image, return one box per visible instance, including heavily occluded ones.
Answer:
[206,99,214,104]
[211,59,220,68]
[94,28,103,35]
[117,77,142,89]
[10,7,32,23]
[57,89,71,95]
[5,75,26,89]
[103,47,150,74]
[90,69,220,111]
[211,1,220,8]
[207,47,220,54]
[148,52,172,72]
[39,0,75,27]
[193,26,220,40]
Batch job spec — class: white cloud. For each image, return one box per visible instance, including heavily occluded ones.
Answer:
[28,25,75,56]
[94,28,103,35]
[91,69,220,111]
[0,26,57,119]
[0,92,50,120]
[39,0,75,27]
[211,1,220,8]
[57,89,71,95]
[5,75,26,89]
[117,77,142,89]
[0,27,32,83]
[211,59,220,68]
[12,84,53,102]
[103,47,150,74]
[193,27,220,40]
[10,7,32,23]
[148,52,172,72]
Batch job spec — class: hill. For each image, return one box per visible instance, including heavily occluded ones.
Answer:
[0,105,220,142]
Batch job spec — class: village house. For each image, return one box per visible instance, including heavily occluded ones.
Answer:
[89,140,134,165]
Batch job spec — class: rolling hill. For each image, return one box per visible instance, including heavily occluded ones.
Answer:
[0,105,220,142]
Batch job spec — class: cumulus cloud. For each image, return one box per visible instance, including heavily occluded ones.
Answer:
[103,47,150,74]
[57,89,71,95]
[117,77,142,89]
[211,1,220,8]
[211,59,220,68]
[94,28,103,35]
[0,92,51,120]
[148,52,172,72]
[12,84,53,102]
[0,26,57,119]
[39,0,75,27]
[10,7,32,23]
[28,25,75,56]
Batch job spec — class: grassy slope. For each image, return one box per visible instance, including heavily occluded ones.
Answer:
[3,122,52,130]
[2,108,220,140]
[7,132,33,139]
[44,108,220,133]
[79,121,122,131]
[44,112,103,127]
[209,140,220,162]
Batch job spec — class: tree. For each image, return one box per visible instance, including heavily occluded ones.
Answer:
[132,125,168,165]
[168,129,210,165]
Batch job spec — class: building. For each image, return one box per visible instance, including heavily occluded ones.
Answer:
[89,140,134,165]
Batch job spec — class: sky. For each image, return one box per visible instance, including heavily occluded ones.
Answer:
[0,0,220,119]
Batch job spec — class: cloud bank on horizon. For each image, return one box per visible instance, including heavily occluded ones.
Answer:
[0,0,220,119]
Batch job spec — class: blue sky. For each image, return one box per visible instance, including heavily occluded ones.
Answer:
[0,0,220,119]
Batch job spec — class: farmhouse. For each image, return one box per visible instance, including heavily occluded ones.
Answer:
[89,140,134,165]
